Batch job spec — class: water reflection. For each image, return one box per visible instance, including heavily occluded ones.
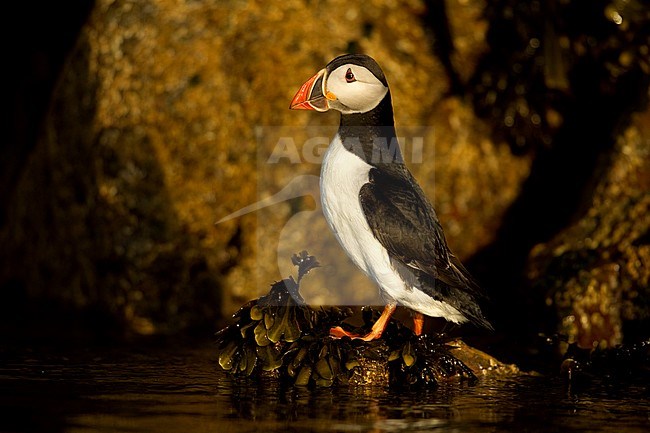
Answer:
[1,344,648,433]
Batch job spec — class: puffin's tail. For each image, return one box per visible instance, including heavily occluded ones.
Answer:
[443,255,493,330]
[392,257,494,330]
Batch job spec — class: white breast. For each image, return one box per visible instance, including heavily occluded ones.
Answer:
[320,134,399,290]
[319,134,467,323]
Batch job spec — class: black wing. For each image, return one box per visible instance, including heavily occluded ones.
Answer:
[359,167,492,329]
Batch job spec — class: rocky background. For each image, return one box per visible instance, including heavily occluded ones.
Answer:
[2,0,648,358]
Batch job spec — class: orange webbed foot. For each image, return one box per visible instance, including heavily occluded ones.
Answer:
[329,326,383,341]
[328,303,397,342]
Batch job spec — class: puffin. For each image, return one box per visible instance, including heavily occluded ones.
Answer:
[289,54,492,340]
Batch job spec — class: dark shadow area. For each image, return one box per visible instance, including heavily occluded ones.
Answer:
[429,0,649,362]
[420,0,464,96]
[421,0,649,365]
[1,0,96,227]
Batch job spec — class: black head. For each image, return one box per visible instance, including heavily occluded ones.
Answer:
[325,54,388,87]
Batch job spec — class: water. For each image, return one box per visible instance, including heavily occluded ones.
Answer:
[1,343,649,433]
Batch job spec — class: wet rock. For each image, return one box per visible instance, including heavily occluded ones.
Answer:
[449,339,521,377]
[560,339,650,384]
[527,107,650,348]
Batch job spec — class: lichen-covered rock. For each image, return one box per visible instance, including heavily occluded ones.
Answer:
[224,0,530,310]
[0,0,529,335]
[527,107,650,348]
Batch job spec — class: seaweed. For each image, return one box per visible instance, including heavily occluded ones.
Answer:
[216,252,478,387]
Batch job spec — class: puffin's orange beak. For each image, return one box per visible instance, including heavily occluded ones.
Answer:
[289,69,329,111]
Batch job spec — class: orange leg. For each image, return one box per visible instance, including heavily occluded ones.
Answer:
[413,312,424,336]
[330,303,397,341]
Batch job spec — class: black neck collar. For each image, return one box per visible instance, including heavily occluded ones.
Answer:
[337,93,405,172]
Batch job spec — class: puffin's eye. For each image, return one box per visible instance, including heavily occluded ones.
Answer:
[345,68,356,83]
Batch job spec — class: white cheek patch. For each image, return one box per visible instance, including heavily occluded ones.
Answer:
[336,82,387,112]
[327,65,388,114]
